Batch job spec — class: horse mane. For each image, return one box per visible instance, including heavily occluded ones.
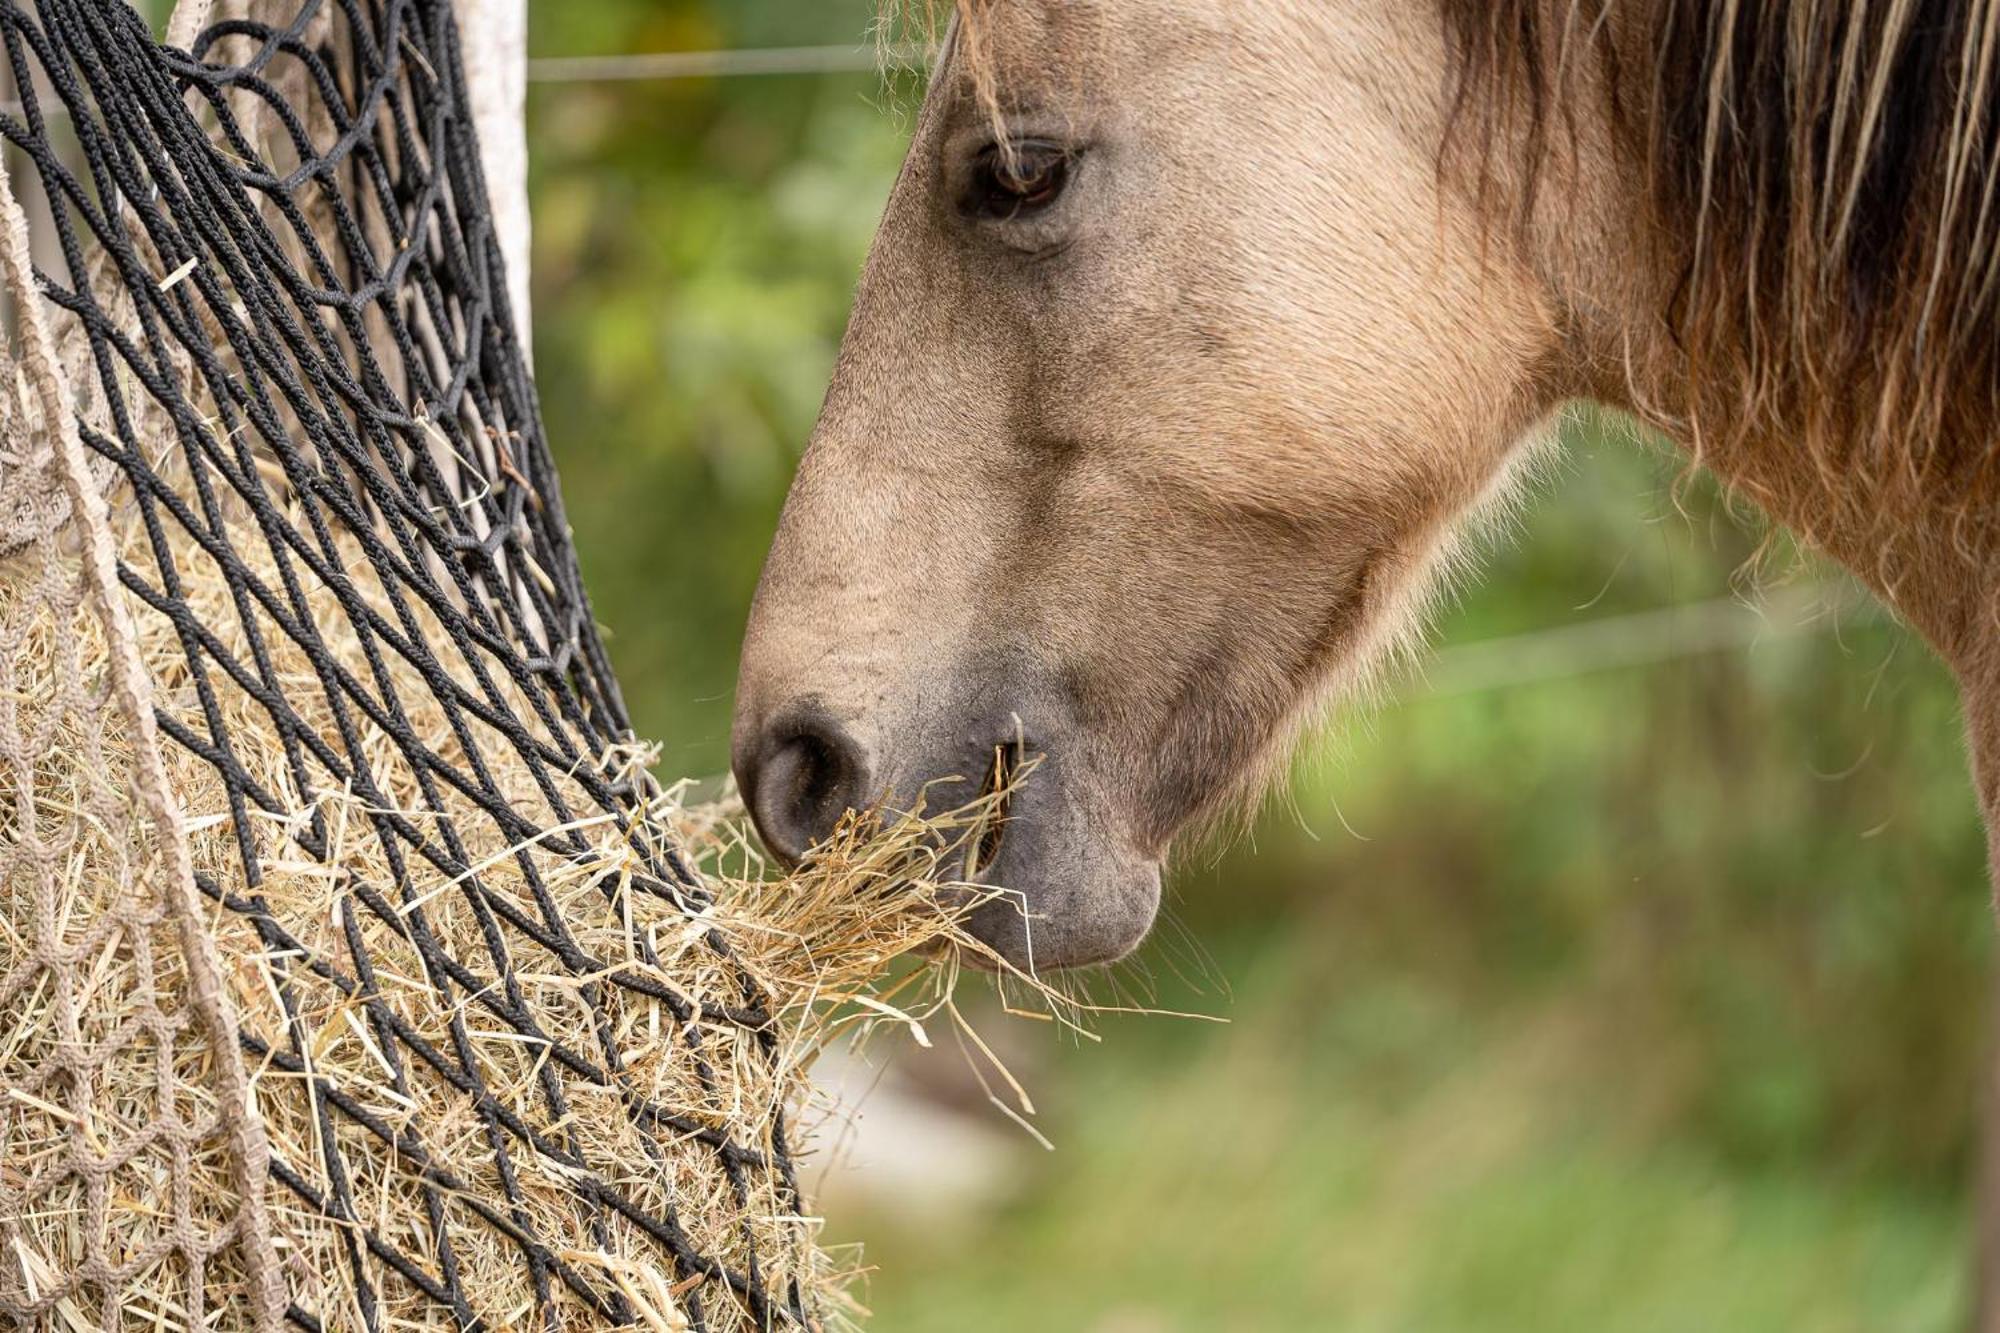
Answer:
[1443,1,2000,549]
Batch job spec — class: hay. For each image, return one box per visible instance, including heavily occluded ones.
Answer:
[0,1,1074,1323]
[0,456,1037,1328]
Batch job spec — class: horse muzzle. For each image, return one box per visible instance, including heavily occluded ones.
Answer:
[731,693,1161,972]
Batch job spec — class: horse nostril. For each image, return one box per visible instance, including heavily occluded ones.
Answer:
[741,710,869,865]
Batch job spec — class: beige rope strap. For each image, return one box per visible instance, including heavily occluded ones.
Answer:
[0,137,284,1326]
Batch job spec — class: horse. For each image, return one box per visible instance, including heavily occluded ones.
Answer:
[731,0,2000,1300]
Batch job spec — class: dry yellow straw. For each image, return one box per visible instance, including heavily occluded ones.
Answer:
[1,462,1054,1327]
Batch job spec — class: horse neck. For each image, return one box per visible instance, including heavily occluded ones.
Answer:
[1531,144,2000,679]
[1510,19,2000,702]
[1568,243,2000,830]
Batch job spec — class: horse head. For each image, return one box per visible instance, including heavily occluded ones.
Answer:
[732,0,1563,970]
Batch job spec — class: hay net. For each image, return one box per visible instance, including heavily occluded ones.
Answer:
[0,0,824,1328]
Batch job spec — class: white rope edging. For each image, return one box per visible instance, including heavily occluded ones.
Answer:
[0,124,286,1331]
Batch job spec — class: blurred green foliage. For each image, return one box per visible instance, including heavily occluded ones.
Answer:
[525,4,1994,1327]
[529,0,908,774]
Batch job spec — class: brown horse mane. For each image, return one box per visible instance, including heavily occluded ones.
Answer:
[1443,0,2000,552]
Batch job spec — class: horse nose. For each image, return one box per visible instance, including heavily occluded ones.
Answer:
[736,706,871,864]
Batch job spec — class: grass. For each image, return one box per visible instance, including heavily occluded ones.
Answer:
[843,939,1969,1333]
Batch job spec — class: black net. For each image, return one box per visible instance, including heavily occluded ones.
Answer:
[0,0,813,1326]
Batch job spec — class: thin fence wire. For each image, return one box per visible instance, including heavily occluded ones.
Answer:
[1418,583,1887,699]
[526,43,926,84]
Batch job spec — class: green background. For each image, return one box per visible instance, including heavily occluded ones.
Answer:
[523,3,1994,1328]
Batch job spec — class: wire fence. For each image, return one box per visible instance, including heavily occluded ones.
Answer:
[4,40,913,117]
[1418,583,1888,700]
[527,42,925,83]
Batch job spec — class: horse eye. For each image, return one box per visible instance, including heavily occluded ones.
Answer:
[966,143,1074,220]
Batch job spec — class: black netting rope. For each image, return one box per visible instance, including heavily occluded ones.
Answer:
[0,0,809,1327]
